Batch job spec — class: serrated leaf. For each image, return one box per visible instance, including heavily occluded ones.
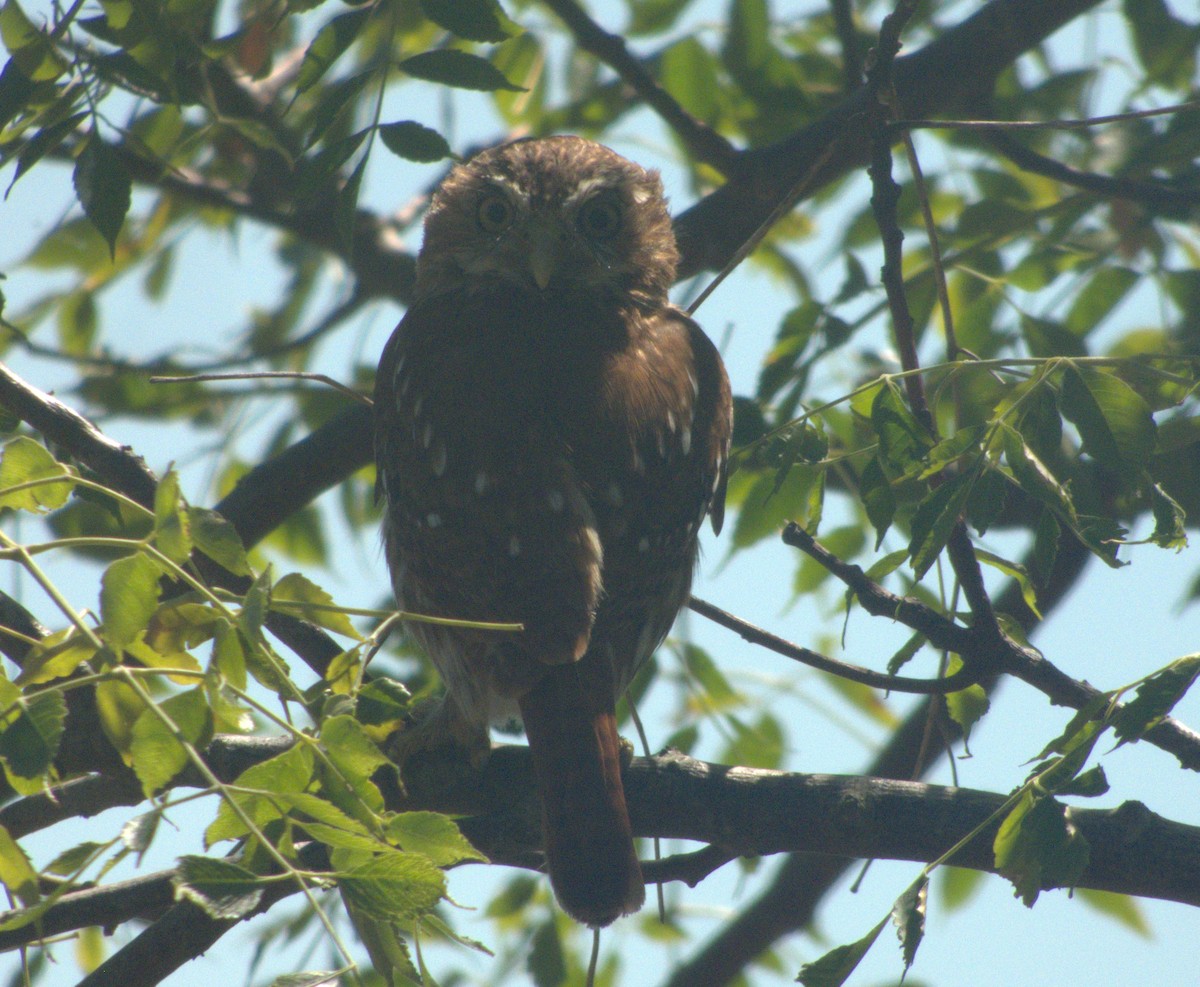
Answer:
[993,793,1089,907]
[206,742,314,847]
[72,135,131,258]
[174,855,264,919]
[14,628,95,686]
[153,469,192,563]
[892,876,927,974]
[296,9,370,93]
[907,471,973,579]
[188,507,250,575]
[419,0,510,41]
[1059,365,1156,478]
[1111,655,1200,747]
[320,714,388,813]
[0,436,73,512]
[796,915,887,987]
[0,678,65,788]
[378,121,452,162]
[386,812,485,867]
[129,687,212,795]
[398,50,524,92]
[100,553,162,651]
[337,852,445,921]
[272,572,361,640]
[121,811,160,859]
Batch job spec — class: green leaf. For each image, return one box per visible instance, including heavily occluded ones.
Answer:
[268,975,345,987]
[0,436,74,512]
[206,743,314,847]
[1059,365,1156,478]
[320,714,389,814]
[44,840,107,877]
[0,823,38,906]
[0,678,66,790]
[378,121,452,162]
[1111,654,1200,747]
[100,553,162,651]
[121,811,160,859]
[174,855,264,919]
[660,37,722,122]
[188,507,250,576]
[1076,888,1151,937]
[296,9,371,94]
[356,678,413,727]
[796,915,887,987]
[872,379,932,476]
[975,548,1041,618]
[907,471,973,579]
[129,687,213,795]
[892,876,927,974]
[1000,424,1076,524]
[720,712,784,770]
[14,629,95,686]
[72,135,131,259]
[859,456,895,548]
[945,679,990,749]
[385,812,485,867]
[1149,483,1187,550]
[1064,267,1139,337]
[337,852,446,921]
[398,50,524,92]
[154,469,193,563]
[993,793,1090,907]
[527,918,566,987]
[0,0,67,80]
[272,572,361,640]
[419,0,511,42]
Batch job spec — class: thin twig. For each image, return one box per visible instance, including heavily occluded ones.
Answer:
[149,371,372,407]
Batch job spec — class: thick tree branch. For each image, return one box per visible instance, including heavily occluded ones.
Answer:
[540,0,739,174]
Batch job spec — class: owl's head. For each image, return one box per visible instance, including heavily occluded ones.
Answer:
[416,136,679,305]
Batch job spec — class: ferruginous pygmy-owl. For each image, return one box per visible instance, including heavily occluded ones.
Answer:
[374,136,732,927]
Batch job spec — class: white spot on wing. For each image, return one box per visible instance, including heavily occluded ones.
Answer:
[431,441,447,477]
[547,490,565,513]
[426,513,442,528]
[412,395,424,418]
[508,535,521,557]
[632,449,645,474]
[667,410,676,432]
[475,471,490,495]
[688,370,700,399]
[638,536,650,553]
[681,426,692,456]
[606,482,623,507]
[422,423,434,448]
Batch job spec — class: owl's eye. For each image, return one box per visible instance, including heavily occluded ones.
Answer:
[476,193,514,234]
[578,195,622,240]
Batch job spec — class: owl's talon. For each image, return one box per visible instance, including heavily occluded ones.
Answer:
[617,734,637,770]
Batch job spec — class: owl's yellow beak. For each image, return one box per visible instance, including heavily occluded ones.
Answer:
[527,236,559,290]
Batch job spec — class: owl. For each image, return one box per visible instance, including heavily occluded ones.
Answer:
[374,136,732,926]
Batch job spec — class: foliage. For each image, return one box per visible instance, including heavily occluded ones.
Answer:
[0,0,1199,985]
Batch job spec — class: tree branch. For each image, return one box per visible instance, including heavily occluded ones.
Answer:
[540,0,740,175]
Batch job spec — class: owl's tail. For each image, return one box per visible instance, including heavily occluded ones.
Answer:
[518,659,645,927]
